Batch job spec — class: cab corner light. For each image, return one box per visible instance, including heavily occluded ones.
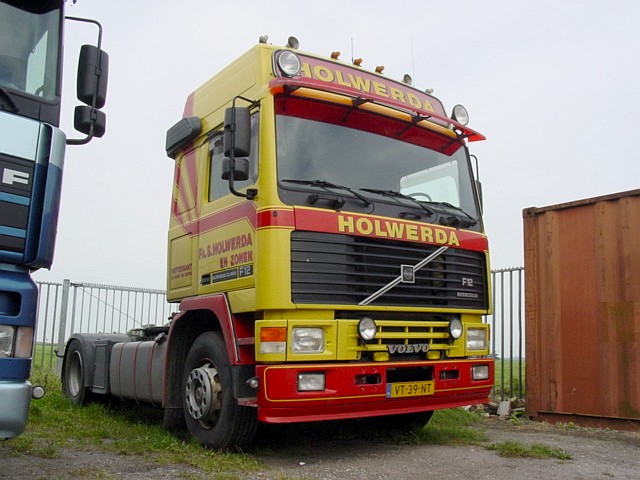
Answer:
[276,50,301,77]
[451,104,469,125]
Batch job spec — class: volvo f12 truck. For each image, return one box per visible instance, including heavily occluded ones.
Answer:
[0,0,107,439]
[61,37,493,448]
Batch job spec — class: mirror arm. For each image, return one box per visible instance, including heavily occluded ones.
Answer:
[67,110,97,145]
[65,16,106,146]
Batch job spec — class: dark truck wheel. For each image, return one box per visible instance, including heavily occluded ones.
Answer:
[182,331,258,449]
[62,339,91,405]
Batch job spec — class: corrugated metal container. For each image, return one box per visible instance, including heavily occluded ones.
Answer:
[524,189,640,430]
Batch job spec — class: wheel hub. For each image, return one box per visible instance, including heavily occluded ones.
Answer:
[185,364,222,422]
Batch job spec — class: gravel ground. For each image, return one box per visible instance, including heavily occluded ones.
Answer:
[1,418,638,479]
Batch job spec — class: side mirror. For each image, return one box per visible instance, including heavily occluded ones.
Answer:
[222,157,250,181]
[77,44,109,108]
[67,44,109,145]
[74,105,106,138]
[223,106,251,157]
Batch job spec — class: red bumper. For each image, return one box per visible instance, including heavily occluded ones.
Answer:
[256,359,494,423]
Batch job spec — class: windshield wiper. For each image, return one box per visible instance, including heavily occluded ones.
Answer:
[359,188,435,217]
[281,179,373,207]
[427,201,477,227]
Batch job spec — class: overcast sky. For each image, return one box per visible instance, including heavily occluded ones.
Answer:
[33,0,640,289]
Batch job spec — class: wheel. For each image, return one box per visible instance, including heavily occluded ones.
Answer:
[62,339,91,405]
[182,332,258,449]
[408,192,432,202]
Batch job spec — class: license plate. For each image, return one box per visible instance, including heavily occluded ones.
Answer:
[386,381,435,398]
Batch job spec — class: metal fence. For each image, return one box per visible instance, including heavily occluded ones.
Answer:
[33,280,178,372]
[33,268,526,400]
[486,267,525,400]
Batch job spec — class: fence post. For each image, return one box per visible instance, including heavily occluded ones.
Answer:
[55,279,71,375]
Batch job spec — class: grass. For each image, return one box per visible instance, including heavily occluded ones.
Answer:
[31,342,60,371]
[488,439,572,460]
[3,362,565,477]
[401,407,488,445]
[493,357,526,400]
[9,367,261,476]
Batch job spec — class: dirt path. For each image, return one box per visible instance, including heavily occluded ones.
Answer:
[1,419,638,479]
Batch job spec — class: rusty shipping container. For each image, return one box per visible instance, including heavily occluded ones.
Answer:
[524,189,640,430]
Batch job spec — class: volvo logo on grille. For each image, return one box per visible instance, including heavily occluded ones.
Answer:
[401,264,414,283]
[388,343,429,354]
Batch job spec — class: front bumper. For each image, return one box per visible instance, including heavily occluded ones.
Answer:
[0,380,32,439]
[256,358,494,423]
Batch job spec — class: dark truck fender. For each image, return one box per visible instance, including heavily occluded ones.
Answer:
[62,333,130,395]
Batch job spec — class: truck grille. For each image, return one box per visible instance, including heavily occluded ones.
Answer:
[356,318,455,355]
[291,231,487,309]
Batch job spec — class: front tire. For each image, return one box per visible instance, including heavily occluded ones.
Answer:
[182,331,258,449]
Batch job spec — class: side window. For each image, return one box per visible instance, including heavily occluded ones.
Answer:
[208,113,259,202]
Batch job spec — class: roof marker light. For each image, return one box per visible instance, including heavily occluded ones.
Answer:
[375,65,385,74]
[259,35,269,44]
[353,58,363,67]
[287,36,300,49]
[331,51,341,59]
[402,74,412,86]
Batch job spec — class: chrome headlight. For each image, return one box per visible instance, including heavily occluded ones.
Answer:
[357,317,377,341]
[466,328,487,350]
[0,325,14,357]
[449,317,463,340]
[472,364,490,380]
[276,50,301,77]
[292,328,324,353]
[0,325,32,358]
[297,372,325,391]
[451,104,469,125]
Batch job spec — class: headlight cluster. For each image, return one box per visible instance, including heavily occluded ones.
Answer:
[466,328,487,351]
[260,326,326,354]
[0,325,13,357]
[0,325,33,358]
[448,318,487,352]
[292,328,324,353]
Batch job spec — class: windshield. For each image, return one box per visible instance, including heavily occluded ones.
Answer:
[0,1,61,100]
[275,96,481,228]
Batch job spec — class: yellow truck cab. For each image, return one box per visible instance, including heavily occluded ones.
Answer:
[63,38,493,449]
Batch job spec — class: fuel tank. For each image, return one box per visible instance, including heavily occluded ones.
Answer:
[109,340,167,406]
